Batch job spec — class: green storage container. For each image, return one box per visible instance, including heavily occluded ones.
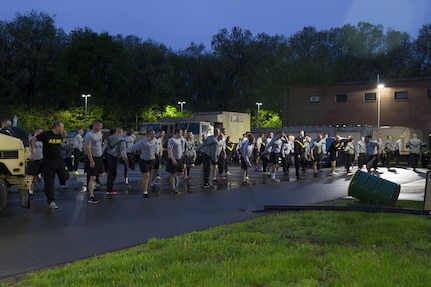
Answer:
[348,170,371,198]
[375,180,400,207]
[348,170,400,207]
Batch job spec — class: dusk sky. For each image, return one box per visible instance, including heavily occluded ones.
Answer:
[1,0,430,50]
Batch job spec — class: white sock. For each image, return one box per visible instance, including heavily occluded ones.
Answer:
[125,177,129,184]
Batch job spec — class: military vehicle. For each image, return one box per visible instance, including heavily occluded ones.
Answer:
[0,126,31,214]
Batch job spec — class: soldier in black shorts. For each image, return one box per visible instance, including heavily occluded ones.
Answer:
[166,129,184,193]
[84,120,105,204]
[311,134,325,178]
[27,128,43,197]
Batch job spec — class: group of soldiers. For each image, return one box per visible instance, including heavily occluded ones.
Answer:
[26,118,426,210]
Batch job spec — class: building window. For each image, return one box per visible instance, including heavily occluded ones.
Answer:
[428,89,431,99]
[364,92,376,101]
[336,94,347,102]
[395,91,408,100]
[309,95,320,103]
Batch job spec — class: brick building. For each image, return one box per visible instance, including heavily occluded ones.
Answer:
[282,78,431,139]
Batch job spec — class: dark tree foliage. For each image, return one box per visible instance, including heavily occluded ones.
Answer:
[0,11,430,126]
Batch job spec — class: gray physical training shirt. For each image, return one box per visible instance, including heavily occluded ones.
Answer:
[167,136,184,160]
[125,138,157,160]
[154,137,162,155]
[85,130,103,157]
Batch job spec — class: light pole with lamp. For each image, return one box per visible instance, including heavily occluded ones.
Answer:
[377,75,384,128]
[178,101,186,114]
[256,102,262,128]
[82,94,91,128]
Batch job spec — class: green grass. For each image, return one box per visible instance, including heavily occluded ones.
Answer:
[3,209,431,287]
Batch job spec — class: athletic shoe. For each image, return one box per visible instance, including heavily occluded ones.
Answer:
[212,177,217,181]
[331,171,338,175]
[245,176,249,180]
[88,196,99,204]
[143,192,150,198]
[226,171,232,175]
[242,180,249,185]
[106,190,117,195]
[171,189,178,194]
[81,186,87,192]
[271,178,280,182]
[49,201,59,209]
[73,171,79,175]
[60,185,67,189]
[203,183,212,189]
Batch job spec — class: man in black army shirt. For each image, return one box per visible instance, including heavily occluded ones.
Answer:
[30,121,69,209]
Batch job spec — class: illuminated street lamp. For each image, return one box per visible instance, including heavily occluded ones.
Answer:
[256,102,262,128]
[82,94,91,128]
[377,75,384,128]
[178,101,186,114]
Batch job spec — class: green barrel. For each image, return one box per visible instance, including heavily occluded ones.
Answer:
[348,170,400,207]
[375,180,400,207]
[348,170,371,198]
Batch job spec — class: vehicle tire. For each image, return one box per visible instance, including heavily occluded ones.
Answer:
[0,179,8,214]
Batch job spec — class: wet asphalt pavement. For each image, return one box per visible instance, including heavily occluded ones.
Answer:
[0,162,427,279]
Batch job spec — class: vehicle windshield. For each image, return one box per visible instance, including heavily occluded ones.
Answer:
[202,125,209,134]
[139,124,160,135]
[177,123,188,130]
[187,123,200,135]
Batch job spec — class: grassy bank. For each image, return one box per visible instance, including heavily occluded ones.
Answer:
[4,206,431,287]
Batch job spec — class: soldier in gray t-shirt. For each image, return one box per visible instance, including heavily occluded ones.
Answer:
[84,120,105,204]
[166,128,184,193]
[123,129,157,197]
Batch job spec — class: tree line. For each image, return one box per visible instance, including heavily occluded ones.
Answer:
[0,10,430,131]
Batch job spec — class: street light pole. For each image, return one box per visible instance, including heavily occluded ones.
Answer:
[256,102,262,128]
[377,75,384,128]
[82,94,91,128]
[178,101,186,114]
